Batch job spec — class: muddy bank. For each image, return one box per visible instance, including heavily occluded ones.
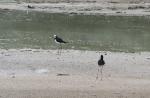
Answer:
[0,49,150,77]
[1,2,150,16]
[0,49,150,98]
[18,0,150,3]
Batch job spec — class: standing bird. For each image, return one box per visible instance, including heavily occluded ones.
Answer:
[53,35,67,54]
[96,55,105,80]
[26,5,35,14]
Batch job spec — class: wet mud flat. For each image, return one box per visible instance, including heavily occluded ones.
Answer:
[0,49,150,98]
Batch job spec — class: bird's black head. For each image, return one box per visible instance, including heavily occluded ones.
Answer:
[100,55,104,60]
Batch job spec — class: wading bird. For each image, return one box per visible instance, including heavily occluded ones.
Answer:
[96,55,105,80]
[53,35,67,54]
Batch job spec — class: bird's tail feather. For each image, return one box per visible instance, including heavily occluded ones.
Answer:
[63,41,68,43]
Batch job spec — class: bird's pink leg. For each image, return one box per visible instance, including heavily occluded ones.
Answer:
[96,67,100,80]
[100,66,103,81]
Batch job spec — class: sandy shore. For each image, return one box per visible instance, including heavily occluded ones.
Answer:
[1,2,150,16]
[0,49,150,98]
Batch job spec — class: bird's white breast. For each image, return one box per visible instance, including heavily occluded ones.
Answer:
[55,39,60,44]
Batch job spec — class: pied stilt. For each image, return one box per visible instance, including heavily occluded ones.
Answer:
[96,55,105,80]
[53,35,67,54]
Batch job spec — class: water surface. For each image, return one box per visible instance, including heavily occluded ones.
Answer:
[0,10,150,52]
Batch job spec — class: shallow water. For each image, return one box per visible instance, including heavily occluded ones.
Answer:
[0,10,150,52]
[0,0,16,3]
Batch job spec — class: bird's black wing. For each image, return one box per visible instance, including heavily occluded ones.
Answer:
[98,60,105,65]
[56,37,67,43]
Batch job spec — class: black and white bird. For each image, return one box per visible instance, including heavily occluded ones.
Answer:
[53,35,67,44]
[53,35,67,54]
[27,5,35,9]
[96,55,105,80]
